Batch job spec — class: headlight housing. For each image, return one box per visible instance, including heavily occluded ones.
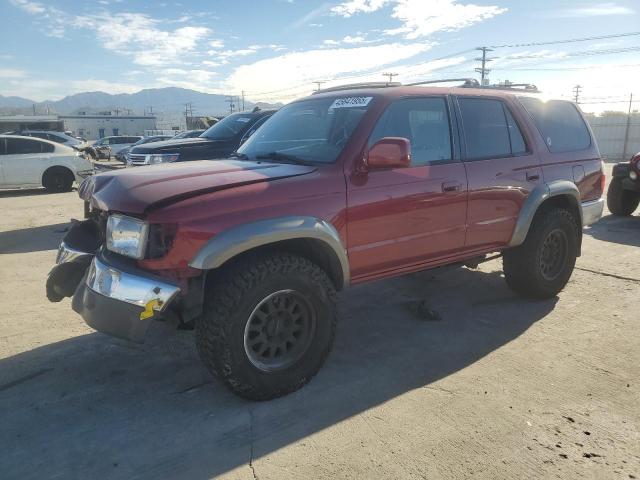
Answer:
[106,214,149,259]
[147,153,179,164]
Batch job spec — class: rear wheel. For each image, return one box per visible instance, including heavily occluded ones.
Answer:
[196,252,337,401]
[42,167,74,193]
[503,208,579,298]
[607,177,639,216]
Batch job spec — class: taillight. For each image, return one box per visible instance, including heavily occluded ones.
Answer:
[631,153,640,173]
[600,170,606,195]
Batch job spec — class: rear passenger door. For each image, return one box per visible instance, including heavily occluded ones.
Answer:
[347,96,468,279]
[455,96,542,249]
[3,138,52,186]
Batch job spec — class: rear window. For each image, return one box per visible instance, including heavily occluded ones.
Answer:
[519,97,591,152]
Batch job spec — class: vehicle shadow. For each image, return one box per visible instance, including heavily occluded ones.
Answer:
[584,213,640,247]
[0,222,70,254]
[0,267,557,479]
[0,188,47,198]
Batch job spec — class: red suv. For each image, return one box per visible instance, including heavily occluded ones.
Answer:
[47,82,605,400]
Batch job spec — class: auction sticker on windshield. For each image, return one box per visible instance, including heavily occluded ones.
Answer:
[329,97,373,109]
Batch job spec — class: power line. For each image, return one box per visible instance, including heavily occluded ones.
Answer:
[490,31,640,49]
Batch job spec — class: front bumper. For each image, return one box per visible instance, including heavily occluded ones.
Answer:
[72,255,180,342]
[582,198,604,226]
[46,220,180,342]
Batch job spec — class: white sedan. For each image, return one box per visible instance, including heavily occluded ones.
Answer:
[0,135,94,192]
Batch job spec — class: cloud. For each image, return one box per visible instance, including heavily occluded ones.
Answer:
[323,34,375,46]
[546,2,634,17]
[9,0,46,14]
[331,0,506,39]
[0,68,27,78]
[226,42,431,100]
[72,13,211,66]
[68,79,143,95]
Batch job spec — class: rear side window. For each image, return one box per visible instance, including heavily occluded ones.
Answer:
[519,97,591,152]
[6,138,47,154]
[369,97,453,166]
[459,98,511,159]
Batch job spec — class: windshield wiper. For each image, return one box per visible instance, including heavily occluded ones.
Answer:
[229,151,250,160]
[255,151,313,165]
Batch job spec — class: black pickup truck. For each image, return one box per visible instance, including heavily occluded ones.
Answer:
[126,110,275,166]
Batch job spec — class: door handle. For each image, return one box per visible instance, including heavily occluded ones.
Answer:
[526,171,540,182]
[442,182,461,192]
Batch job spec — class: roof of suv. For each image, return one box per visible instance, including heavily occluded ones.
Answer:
[308,85,545,102]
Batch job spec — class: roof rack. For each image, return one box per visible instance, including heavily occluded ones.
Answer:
[314,82,402,94]
[484,83,540,93]
[405,78,480,88]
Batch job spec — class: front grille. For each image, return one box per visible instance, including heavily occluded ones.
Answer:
[129,153,148,165]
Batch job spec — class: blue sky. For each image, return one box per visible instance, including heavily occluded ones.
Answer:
[1,0,639,112]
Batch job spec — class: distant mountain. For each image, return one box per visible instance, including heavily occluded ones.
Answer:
[0,94,36,109]
[0,87,283,116]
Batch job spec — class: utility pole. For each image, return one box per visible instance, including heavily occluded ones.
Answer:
[573,85,582,103]
[241,91,245,111]
[474,47,494,86]
[184,102,193,129]
[146,106,154,116]
[382,72,398,84]
[313,81,325,92]
[622,92,634,161]
[226,96,235,114]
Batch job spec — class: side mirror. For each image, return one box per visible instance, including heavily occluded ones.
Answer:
[366,137,411,170]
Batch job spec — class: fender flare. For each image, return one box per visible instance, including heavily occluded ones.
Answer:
[189,216,350,288]
[508,180,582,247]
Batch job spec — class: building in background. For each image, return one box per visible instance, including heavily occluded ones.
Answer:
[0,113,157,140]
[0,115,63,133]
[60,114,156,140]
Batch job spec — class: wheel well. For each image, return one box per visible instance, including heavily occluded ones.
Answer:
[535,194,583,255]
[42,165,74,185]
[209,238,346,291]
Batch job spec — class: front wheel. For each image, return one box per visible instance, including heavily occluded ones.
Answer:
[503,208,579,299]
[196,252,337,401]
[43,167,74,193]
[607,177,639,216]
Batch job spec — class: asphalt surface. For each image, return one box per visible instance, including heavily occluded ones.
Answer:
[0,163,638,479]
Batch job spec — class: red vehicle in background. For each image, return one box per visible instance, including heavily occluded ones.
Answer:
[47,80,605,400]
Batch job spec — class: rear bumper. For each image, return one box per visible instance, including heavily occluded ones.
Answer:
[72,255,180,342]
[582,198,604,226]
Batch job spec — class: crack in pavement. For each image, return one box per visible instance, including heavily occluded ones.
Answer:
[0,368,53,392]
[575,267,640,283]
[248,409,258,480]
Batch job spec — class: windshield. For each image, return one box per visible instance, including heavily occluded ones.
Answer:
[201,113,256,140]
[237,96,372,164]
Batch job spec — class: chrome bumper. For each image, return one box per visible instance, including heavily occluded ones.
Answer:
[582,198,604,226]
[86,256,180,314]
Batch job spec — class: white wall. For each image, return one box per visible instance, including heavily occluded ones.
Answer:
[61,116,157,140]
[587,113,640,161]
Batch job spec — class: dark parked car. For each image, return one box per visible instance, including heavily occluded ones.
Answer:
[607,152,640,215]
[115,135,174,163]
[126,110,274,166]
[173,129,206,139]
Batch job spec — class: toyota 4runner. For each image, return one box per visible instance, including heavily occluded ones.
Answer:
[46,82,605,400]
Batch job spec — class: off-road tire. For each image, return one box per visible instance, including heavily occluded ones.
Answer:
[607,177,639,216]
[42,167,74,193]
[196,252,337,401]
[503,208,579,299]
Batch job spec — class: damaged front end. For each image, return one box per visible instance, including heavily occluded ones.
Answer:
[46,219,181,342]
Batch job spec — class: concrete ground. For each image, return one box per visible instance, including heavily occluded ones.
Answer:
[0,164,638,479]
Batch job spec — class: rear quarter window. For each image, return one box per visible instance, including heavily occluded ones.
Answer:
[519,97,591,152]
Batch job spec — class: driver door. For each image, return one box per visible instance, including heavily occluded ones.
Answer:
[346,96,468,280]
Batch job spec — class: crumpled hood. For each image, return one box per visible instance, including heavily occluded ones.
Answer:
[80,160,316,214]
